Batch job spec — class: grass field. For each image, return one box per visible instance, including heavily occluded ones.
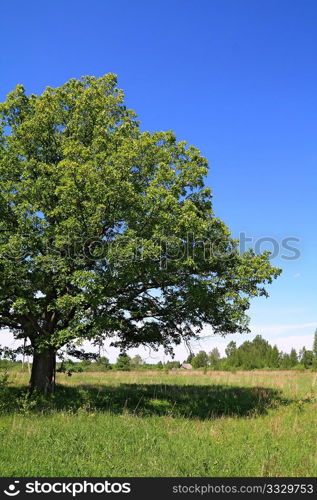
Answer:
[0,370,316,477]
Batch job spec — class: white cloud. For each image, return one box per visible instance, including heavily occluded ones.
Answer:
[0,329,22,349]
[250,321,317,337]
[264,334,314,353]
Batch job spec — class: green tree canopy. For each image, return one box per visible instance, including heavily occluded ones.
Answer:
[268,345,280,368]
[299,348,313,368]
[0,74,280,391]
[225,341,237,358]
[131,354,143,366]
[192,350,209,368]
[209,347,221,367]
[289,348,298,367]
[224,335,281,370]
[95,356,111,369]
[115,353,131,371]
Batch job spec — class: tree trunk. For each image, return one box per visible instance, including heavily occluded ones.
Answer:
[29,348,56,394]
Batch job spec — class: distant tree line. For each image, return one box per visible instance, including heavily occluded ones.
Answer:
[185,331,317,371]
[1,331,317,373]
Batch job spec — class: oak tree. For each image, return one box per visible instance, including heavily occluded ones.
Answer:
[0,75,280,392]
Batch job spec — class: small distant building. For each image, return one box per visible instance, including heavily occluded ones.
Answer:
[180,363,192,370]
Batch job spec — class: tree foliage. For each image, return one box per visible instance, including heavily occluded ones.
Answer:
[131,354,143,366]
[191,335,309,371]
[299,347,314,368]
[0,74,280,373]
[192,350,209,368]
[209,347,220,367]
[115,353,131,371]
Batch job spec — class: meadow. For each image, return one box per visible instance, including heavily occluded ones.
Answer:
[0,369,316,477]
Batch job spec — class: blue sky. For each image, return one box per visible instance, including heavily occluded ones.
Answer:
[1,0,316,360]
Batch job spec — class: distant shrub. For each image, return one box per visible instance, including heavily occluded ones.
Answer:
[0,371,11,412]
[293,364,305,372]
[165,361,180,370]
[57,360,84,376]
[115,354,131,371]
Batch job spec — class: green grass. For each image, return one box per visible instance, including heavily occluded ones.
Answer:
[0,370,316,477]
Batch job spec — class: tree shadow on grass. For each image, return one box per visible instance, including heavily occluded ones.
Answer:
[1,382,292,419]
